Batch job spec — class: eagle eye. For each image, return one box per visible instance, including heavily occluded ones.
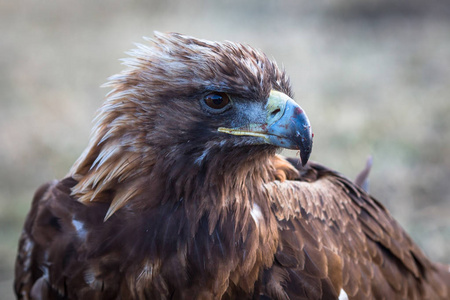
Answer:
[204,92,230,110]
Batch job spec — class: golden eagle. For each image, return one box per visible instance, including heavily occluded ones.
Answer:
[15,32,450,299]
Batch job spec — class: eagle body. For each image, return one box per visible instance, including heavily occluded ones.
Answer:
[15,33,450,299]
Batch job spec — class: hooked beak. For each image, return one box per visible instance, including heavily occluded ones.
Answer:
[218,90,313,166]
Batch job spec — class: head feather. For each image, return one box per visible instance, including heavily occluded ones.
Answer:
[69,32,292,220]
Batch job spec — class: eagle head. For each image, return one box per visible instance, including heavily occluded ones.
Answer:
[70,32,313,219]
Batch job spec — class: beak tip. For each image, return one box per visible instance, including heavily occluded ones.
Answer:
[299,134,313,167]
[300,150,311,167]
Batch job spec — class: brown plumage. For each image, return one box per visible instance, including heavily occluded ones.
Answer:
[15,32,450,299]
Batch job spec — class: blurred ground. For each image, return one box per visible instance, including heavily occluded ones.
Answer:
[1,0,449,297]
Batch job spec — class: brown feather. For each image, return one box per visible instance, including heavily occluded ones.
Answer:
[15,33,450,299]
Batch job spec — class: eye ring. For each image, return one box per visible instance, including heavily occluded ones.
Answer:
[204,92,230,110]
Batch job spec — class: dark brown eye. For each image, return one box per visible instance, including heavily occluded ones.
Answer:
[204,92,230,110]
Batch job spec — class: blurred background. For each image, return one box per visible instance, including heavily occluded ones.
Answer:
[1,0,449,297]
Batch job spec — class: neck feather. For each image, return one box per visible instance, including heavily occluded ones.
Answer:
[70,133,279,225]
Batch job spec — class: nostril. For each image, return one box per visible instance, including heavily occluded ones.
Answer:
[271,108,281,117]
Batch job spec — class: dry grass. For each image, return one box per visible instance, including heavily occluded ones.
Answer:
[1,1,449,297]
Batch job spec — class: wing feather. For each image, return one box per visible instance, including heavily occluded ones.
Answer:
[263,159,449,299]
